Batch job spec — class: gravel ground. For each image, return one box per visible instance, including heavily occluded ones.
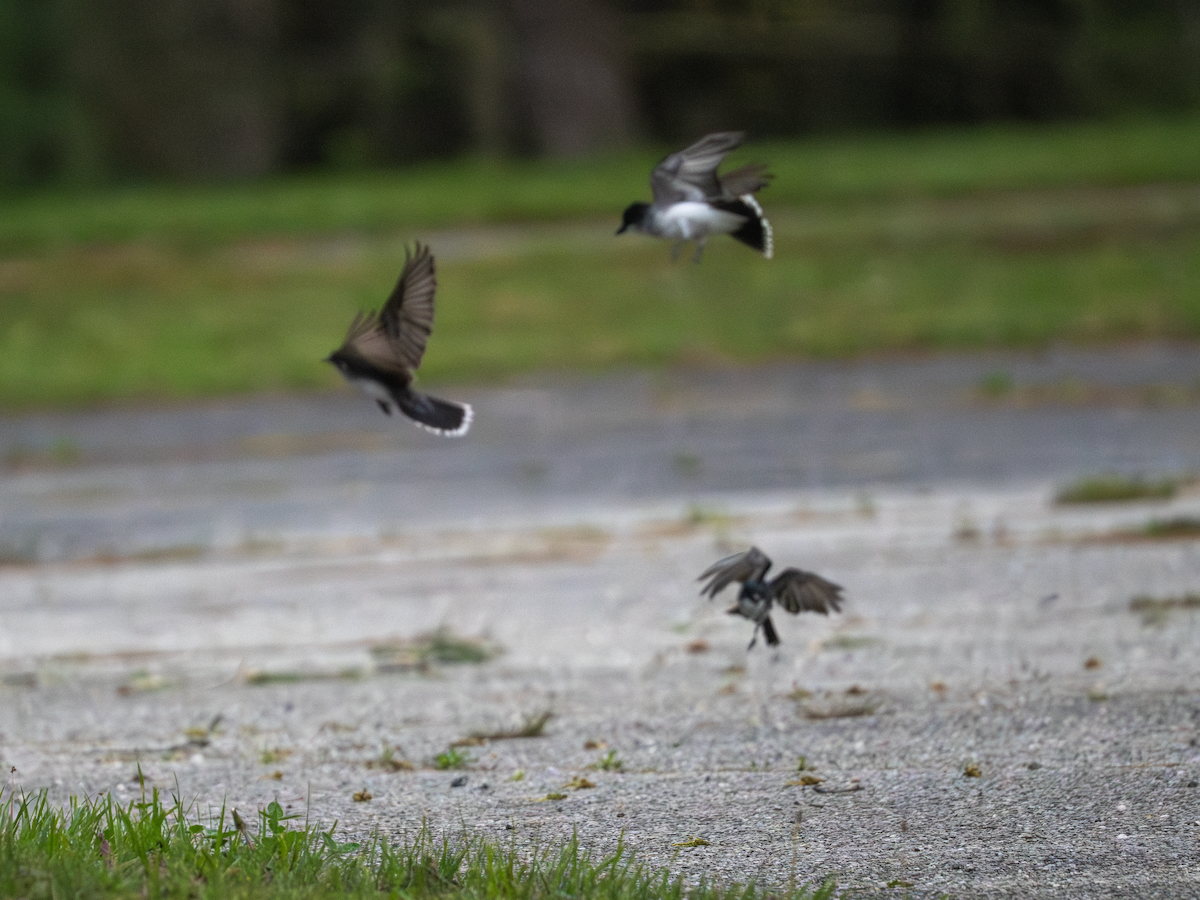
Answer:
[2,345,1200,898]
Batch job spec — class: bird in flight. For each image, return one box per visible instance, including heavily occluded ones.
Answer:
[698,546,842,649]
[326,242,472,436]
[616,131,773,262]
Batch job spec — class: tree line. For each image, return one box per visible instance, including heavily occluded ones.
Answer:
[2,0,1199,187]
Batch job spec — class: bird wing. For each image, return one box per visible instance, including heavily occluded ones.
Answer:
[336,310,410,377]
[650,132,745,204]
[717,162,772,199]
[770,569,844,615]
[697,546,772,598]
[378,242,437,372]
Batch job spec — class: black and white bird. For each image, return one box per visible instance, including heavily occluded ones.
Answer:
[698,547,842,649]
[616,131,773,262]
[325,242,472,436]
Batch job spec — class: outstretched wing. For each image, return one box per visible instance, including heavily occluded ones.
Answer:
[697,546,772,598]
[651,132,745,205]
[717,162,772,199]
[770,569,844,615]
[378,242,437,372]
[338,309,409,376]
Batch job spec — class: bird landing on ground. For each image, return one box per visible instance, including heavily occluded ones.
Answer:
[617,131,773,263]
[697,546,842,649]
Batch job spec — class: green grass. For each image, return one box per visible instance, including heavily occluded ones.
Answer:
[4,115,1200,408]
[425,629,495,665]
[1138,516,1200,538]
[4,221,1200,408]
[0,787,833,900]
[1054,473,1181,504]
[591,750,625,772]
[433,747,470,770]
[4,115,1200,252]
[1130,593,1200,625]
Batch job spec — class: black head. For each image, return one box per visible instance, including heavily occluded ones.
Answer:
[616,202,650,235]
[324,350,349,375]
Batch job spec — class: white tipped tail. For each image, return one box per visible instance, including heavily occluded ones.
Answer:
[413,402,472,437]
[397,390,473,437]
[740,193,773,259]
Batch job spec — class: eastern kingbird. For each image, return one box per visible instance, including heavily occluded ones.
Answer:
[616,131,773,262]
[326,242,472,436]
[698,546,842,649]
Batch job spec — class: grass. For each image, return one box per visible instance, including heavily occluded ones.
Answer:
[366,747,416,772]
[4,115,1200,408]
[433,747,470,770]
[1138,516,1200,538]
[1054,473,1181,504]
[591,750,625,772]
[425,629,494,665]
[464,710,555,743]
[4,115,1200,252]
[1130,593,1200,625]
[369,630,496,675]
[0,787,834,900]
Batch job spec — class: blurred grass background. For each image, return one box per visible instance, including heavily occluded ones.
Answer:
[3,116,1200,409]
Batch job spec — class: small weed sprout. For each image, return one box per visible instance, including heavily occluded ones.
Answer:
[368,746,415,772]
[434,747,469,770]
[590,749,623,771]
[427,629,492,664]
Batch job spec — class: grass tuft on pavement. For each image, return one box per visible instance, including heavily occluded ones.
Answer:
[1055,473,1180,504]
[1,786,833,900]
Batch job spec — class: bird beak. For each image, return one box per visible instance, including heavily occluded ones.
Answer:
[615,223,628,235]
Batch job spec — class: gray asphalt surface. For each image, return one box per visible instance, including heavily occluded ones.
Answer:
[4,342,1200,565]
[2,344,1200,898]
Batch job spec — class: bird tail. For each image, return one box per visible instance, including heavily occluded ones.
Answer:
[396,388,473,436]
[712,196,773,259]
[761,616,780,646]
[732,195,773,259]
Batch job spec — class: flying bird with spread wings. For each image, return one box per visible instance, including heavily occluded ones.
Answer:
[616,131,773,262]
[325,242,472,436]
[698,547,843,649]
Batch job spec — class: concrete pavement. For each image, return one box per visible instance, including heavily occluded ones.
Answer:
[2,344,1200,898]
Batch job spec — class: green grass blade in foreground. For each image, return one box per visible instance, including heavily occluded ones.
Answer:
[4,115,1200,251]
[0,787,834,900]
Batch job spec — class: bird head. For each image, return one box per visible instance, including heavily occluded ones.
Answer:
[616,202,650,235]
